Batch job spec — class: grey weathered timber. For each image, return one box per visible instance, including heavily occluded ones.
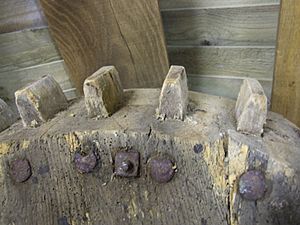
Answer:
[0,98,17,132]
[15,75,68,127]
[162,5,279,46]
[83,66,123,118]
[157,65,188,120]
[235,78,267,135]
[0,89,299,225]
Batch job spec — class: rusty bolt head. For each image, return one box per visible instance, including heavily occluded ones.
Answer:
[118,161,134,173]
[149,157,175,183]
[74,151,97,174]
[194,144,204,154]
[10,158,32,183]
[239,170,267,201]
[115,151,139,177]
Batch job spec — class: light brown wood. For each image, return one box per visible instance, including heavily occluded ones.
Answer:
[0,89,299,225]
[0,0,46,34]
[162,5,279,46]
[84,66,124,118]
[271,1,300,127]
[39,0,169,94]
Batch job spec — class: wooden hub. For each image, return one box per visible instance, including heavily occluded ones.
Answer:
[0,89,299,225]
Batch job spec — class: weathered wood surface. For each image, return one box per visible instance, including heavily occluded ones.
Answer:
[84,66,124,118]
[0,99,18,132]
[0,0,46,34]
[157,66,188,120]
[39,0,169,94]
[15,75,68,127]
[0,28,61,73]
[271,0,300,127]
[235,79,267,135]
[188,75,272,101]
[168,46,275,79]
[0,89,299,225]
[160,0,280,10]
[162,5,279,46]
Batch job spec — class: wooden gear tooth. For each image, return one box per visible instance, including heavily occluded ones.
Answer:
[15,75,68,127]
[83,66,124,118]
[235,78,267,135]
[157,65,188,121]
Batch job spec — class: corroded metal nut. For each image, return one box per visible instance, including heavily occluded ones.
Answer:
[10,159,32,183]
[193,144,204,154]
[115,151,139,177]
[149,157,175,183]
[239,170,267,201]
[74,151,97,174]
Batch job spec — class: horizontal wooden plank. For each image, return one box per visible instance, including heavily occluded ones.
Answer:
[0,60,75,101]
[159,0,280,10]
[162,5,279,46]
[188,75,272,101]
[0,0,47,34]
[0,28,61,73]
[168,46,275,79]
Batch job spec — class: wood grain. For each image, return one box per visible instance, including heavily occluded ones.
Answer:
[159,0,280,10]
[1,89,300,225]
[0,0,46,34]
[0,60,74,101]
[39,0,169,94]
[0,28,61,73]
[168,46,276,80]
[272,1,300,127]
[188,75,272,101]
[162,5,279,46]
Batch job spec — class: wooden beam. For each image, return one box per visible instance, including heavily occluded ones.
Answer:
[271,1,300,127]
[39,0,169,94]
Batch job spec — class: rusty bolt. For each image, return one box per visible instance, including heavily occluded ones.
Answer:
[115,151,139,177]
[10,158,32,183]
[149,157,175,183]
[118,161,134,174]
[194,144,204,154]
[239,170,267,201]
[74,151,97,174]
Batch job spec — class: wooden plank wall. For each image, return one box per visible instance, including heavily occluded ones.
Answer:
[0,0,280,102]
[0,0,76,102]
[271,1,300,127]
[160,0,280,100]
